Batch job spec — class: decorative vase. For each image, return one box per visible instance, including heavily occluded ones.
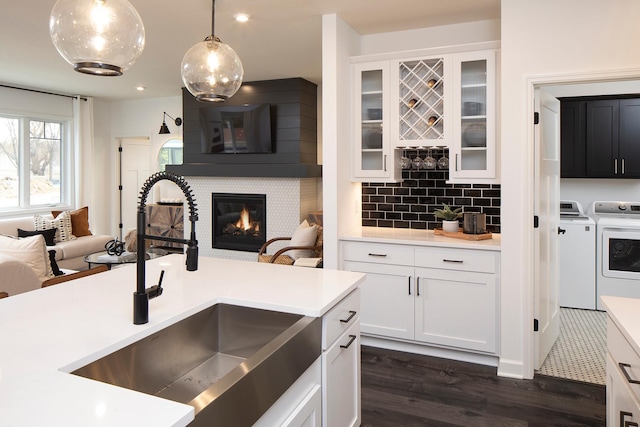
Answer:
[442,220,459,233]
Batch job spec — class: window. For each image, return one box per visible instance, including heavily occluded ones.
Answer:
[0,114,70,212]
[157,138,183,171]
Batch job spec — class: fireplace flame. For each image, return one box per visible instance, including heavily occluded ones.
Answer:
[236,206,251,231]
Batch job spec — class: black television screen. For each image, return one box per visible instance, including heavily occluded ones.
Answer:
[200,103,272,154]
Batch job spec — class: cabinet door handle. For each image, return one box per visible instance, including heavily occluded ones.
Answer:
[340,334,357,349]
[368,253,387,258]
[615,158,619,174]
[384,154,387,172]
[416,276,421,296]
[455,153,459,171]
[443,259,464,263]
[408,276,412,295]
[621,411,636,427]
[340,310,357,324]
[619,363,640,384]
[623,158,626,175]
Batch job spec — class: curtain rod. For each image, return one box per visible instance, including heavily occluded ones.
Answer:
[0,84,87,101]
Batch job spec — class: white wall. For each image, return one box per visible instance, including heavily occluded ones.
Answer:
[322,15,361,269]
[106,96,182,236]
[501,0,640,378]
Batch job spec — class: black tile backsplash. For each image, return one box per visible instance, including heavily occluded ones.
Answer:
[361,148,501,232]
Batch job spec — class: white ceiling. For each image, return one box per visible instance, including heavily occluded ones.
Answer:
[0,0,500,101]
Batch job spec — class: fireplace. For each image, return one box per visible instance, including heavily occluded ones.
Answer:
[212,193,266,252]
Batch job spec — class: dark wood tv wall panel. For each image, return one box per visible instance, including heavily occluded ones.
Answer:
[169,77,321,178]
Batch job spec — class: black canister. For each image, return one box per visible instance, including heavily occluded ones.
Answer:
[463,212,486,234]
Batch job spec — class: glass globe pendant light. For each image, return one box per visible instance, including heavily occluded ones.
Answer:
[49,0,145,76]
[181,0,244,102]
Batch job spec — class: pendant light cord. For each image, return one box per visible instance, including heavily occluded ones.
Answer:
[211,0,216,37]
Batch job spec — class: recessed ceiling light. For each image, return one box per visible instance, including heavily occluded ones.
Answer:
[234,14,249,23]
[135,86,146,91]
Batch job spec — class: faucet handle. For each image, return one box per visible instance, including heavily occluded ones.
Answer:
[186,244,198,271]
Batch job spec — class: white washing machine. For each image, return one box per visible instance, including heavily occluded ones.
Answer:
[559,201,596,310]
[591,201,640,310]
[590,201,640,310]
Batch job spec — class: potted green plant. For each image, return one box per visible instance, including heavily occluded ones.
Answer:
[434,203,463,232]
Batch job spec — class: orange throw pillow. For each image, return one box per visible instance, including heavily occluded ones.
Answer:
[52,206,92,237]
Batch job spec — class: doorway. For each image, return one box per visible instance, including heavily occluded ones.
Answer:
[530,72,640,383]
[117,137,150,240]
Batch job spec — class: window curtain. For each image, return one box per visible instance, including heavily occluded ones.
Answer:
[73,97,94,222]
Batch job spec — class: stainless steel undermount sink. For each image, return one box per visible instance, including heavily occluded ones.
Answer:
[72,304,322,426]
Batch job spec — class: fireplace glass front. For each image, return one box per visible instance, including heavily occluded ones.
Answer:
[212,193,266,252]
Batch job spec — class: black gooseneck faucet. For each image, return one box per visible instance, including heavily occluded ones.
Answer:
[133,171,199,325]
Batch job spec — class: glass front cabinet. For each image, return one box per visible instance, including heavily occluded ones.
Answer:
[450,49,497,181]
[352,61,401,182]
[351,47,498,183]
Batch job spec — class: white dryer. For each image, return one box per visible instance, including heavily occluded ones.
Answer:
[559,200,596,310]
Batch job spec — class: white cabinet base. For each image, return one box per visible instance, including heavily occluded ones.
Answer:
[361,335,499,367]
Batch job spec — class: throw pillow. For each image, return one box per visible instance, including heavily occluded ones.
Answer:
[0,234,53,282]
[18,228,57,246]
[34,211,75,243]
[52,206,92,237]
[288,220,318,260]
[48,250,64,276]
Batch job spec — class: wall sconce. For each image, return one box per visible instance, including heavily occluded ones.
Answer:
[159,112,182,134]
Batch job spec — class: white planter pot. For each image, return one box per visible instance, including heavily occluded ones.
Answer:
[442,220,459,233]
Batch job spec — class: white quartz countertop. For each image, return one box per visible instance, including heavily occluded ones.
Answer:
[601,296,640,357]
[341,226,501,251]
[0,254,364,426]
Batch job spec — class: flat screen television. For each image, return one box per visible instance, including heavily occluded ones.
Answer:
[199,103,273,154]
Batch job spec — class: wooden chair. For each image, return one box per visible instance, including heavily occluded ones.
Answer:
[41,265,109,287]
[258,224,323,265]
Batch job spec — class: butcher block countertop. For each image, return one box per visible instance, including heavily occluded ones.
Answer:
[341,226,501,251]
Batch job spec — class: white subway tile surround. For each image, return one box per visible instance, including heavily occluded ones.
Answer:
[188,177,318,262]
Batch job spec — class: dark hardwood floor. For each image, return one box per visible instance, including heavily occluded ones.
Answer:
[361,346,606,427]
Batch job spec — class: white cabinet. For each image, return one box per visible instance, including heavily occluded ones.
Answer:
[352,61,400,182]
[606,316,640,426]
[449,49,498,182]
[341,241,499,355]
[321,289,361,427]
[351,45,499,184]
[254,360,322,427]
[343,261,414,340]
[281,385,322,427]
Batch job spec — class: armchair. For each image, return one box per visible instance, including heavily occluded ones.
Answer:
[258,222,323,266]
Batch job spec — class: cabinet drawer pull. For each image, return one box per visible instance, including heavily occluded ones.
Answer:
[443,259,464,263]
[340,310,357,324]
[340,334,357,349]
[620,363,640,384]
[368,253,387,257]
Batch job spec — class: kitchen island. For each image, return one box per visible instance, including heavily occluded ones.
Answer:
[0,254,364,426]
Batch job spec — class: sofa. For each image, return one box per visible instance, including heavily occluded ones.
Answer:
[0,213,113,271]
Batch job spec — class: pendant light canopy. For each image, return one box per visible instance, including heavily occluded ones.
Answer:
[181,0,244,102]
[49,0,145,76]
